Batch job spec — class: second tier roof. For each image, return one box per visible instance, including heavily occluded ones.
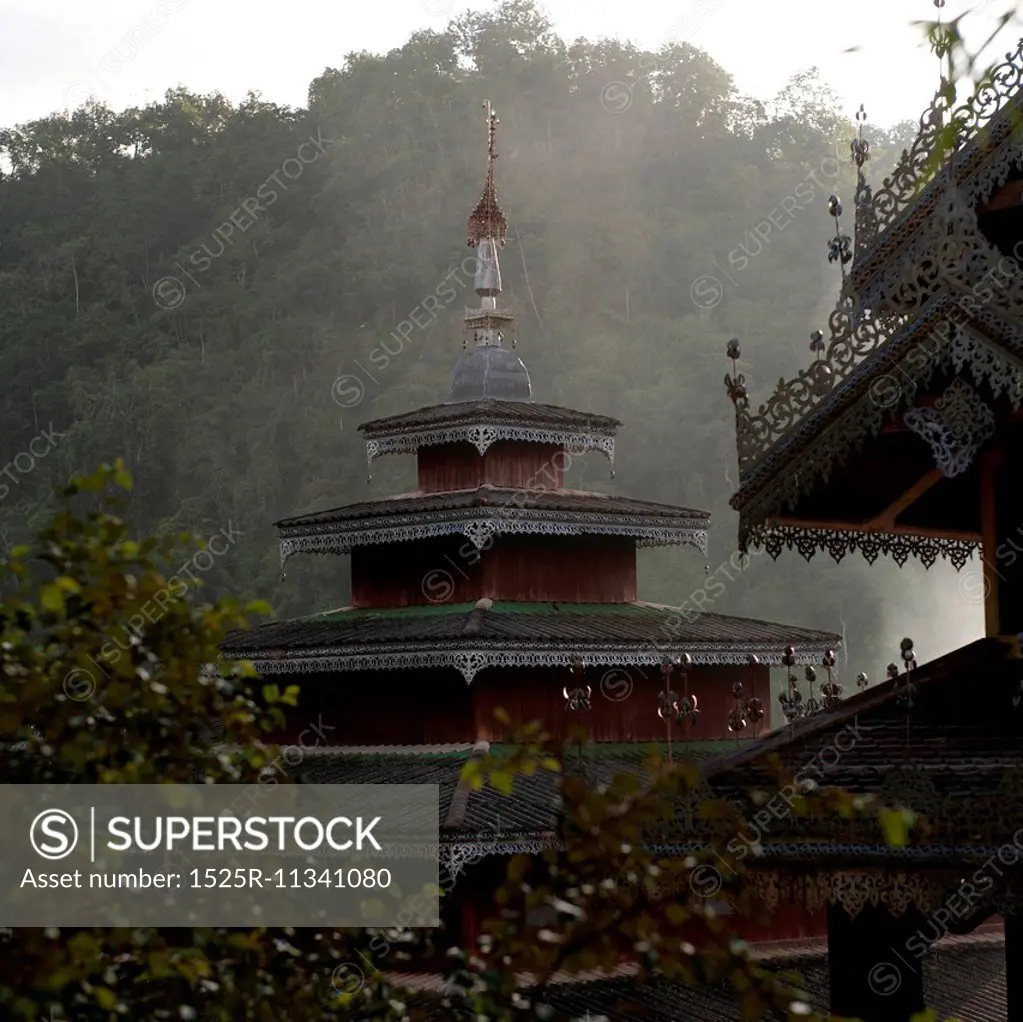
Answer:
[276,484,710,566]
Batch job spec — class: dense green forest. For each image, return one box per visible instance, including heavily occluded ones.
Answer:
[0,0,981,677]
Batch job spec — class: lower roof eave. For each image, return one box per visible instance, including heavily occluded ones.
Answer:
[224,639,839,684]
[739,518,981,571]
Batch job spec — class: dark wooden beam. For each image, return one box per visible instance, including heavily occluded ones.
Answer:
[981,448,1003,638]
[866,468,944,530]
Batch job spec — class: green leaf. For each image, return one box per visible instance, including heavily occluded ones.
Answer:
[113,457,133,490]
[40,585,65,613]
[878,806,916,847]
[490,770,515,795]
[245,599,273,616]
[262,684,280,704]
[95,987,118,1009]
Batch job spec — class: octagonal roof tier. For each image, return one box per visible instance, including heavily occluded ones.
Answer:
[359,398,621,472]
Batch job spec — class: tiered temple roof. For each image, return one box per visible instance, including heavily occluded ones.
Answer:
[360,398,620,474]
[223,601,839,682]
[227,99,841,687]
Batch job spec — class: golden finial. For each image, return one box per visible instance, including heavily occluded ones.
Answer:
[468,100,508,247]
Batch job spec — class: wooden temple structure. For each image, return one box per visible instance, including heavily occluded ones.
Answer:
[717,31,1023,1022]
[213,103,883,1013]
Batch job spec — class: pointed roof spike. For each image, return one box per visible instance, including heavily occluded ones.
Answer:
[450,100,531,402]
[467,101,508,248]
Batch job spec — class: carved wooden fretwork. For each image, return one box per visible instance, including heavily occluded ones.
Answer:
[730,310,1023,565]
[749,870,953,918]
[723,60,1023,568]
[903,378,996,477]
[235,641,834,685]
[728,183,1023,480]
[365,423,616,467]
[441,836,559,881]
[855,38,1023,278]
[279,508,709,567]
[745,522,978,571]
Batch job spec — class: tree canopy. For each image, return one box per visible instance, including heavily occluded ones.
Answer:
[0,0,936,672]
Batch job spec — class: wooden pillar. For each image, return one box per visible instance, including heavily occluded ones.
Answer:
[827,902,926,1021]
[1006,913,1023,1021]
[981,437,1023,637]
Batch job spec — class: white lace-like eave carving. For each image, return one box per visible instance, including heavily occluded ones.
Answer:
[229,641,836,684]
[734,321,1022,568]
[365,423,616,467]
[279,510,709,566]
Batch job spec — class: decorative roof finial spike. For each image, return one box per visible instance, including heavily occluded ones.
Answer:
[450,101,530,401]
[826,194,852,284]
[851,103,877,255]
[467,101,508,251]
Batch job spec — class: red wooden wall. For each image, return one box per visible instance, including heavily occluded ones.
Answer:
[471,665,770,742]
[417,441,565,493]
[350,535,637,607]
[276,665,770,746]
[276,669,473,746]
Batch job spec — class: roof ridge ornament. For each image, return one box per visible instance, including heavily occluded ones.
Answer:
[779,646,805,724]
[851,20,1023,260]
[826,194,852,285]
[657,655,698,761]
[891,636,918,753]
[727,654,765,741]
[851,104,877,257]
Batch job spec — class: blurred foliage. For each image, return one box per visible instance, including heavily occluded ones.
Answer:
[0,468,967,1021]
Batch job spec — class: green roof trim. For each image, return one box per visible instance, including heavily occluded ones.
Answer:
[485,740,738,759]
[310,601,676,623]
[308,740,742,764]
[307,750,469,763]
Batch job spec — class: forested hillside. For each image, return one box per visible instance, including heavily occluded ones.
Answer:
[0,0,980,672]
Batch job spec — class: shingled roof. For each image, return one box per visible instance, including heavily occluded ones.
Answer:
[705,636,1020,793]
[295,741,734,842]
[275,486,707,530]
[359,399,621,436]
[699,636,1023,857]
[223,601,839,655]
[220,601,842,684]
[397,931,1007,1021]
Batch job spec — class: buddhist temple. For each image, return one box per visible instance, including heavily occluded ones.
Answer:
[716,29,1023,1022]
[218,102,852,1007]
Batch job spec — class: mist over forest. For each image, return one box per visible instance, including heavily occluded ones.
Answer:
[0,0,983,680]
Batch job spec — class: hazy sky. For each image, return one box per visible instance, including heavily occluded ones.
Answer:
[0,0,1016,131]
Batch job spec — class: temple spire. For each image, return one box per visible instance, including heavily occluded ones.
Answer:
[449,100,532,402]
[467,101,508,306]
